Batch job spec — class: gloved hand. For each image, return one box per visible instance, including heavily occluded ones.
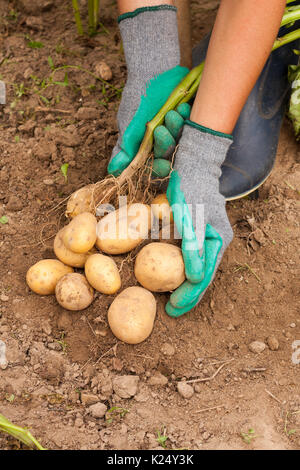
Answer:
[108,67,189,177]
[159,120,234,317]
[107,5,189,177]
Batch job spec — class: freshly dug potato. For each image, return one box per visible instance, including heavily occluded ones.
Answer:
[54,228,97,268]
[26,259,73,295]
[63,212,97,254]
[96,203,151,255]
[66,184,95,219]
[134,242,185,292]
[85,253,121,295]
[55,273,94,311]
[108,286,156,344]
[151,193,173,223]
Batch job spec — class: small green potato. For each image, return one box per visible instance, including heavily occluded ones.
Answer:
[55,273,94,311]
[26,259,73,295]
[63,212,97,254]
[108,286,156,344]
[85,253,121,295]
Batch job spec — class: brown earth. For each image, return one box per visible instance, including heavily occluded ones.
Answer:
[0,0,299,451]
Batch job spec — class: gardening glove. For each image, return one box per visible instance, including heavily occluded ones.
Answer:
[165,121,234,317]
[152,102,191,178]
[107,5,189,177]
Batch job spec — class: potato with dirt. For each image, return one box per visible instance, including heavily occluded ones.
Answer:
[96,203,151,255]
[63,212,97,254]
[134,242,186,292]
[55,273,94,311]
[85,253,121,295]
[26,259,74,295]
[108,286,156,344]
[54,228,97,268]
[66,184,95,219]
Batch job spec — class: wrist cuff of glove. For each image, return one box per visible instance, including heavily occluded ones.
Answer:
[185,119,233,141]
[118,5,177,23]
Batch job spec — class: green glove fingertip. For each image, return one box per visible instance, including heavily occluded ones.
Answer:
[165,110,185,139]
[165,294,200,317]
[154,125,176,159]
[176,102,191,120]
[108,150,133,176]
[152,159,172,178]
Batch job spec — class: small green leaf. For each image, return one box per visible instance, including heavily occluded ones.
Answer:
[40,95,50,105]
[48,56,55,70]
[27,40,44,49]
[61,163,69,182]
[0,216,8,224]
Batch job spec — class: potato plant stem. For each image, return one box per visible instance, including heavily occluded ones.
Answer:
[94,0,100,28]
[0,414,45,450]
[281,6,300,28]
[88,0,99,35]
[72,0,84,36]
[119,64,204,182]
[273,28,300,50]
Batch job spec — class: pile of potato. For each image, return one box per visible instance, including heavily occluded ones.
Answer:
[26,190,186,344]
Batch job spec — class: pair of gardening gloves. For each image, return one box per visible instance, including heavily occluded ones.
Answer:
[108,5,233,317]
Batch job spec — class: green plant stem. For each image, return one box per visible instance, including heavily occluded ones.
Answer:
[72,0,84,36]
[0,414,45,450]
[94,0,99,29]
[88,0,94,35]
[273,28,300,50]
[119,64,204,183]
[88,0,99,35]
[178,63,204,105]
[281,6,300,28]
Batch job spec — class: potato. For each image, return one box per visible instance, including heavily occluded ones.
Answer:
[108,286,156,344]
[26,259,73,295]
[134,242,185,292]
[85,253,121,295]
[96,203,151,255]
[63,212,97,254]
[151,193,173,223]
[54,228,97,268]
[66,184,95,219]
[55,273,94,311]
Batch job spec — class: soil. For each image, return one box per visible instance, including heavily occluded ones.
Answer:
[0,0,299,451]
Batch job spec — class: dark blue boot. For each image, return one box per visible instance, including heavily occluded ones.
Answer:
[192,9,300,201]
